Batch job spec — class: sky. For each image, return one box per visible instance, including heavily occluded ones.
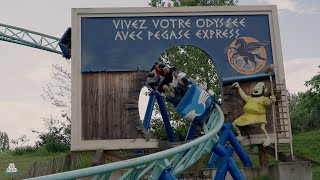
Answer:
[0,0,319,145]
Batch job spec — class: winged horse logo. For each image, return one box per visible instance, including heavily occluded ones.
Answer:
[225,37,270,74]
[185,90,210,121]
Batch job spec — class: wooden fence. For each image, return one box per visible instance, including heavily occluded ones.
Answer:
[12,152,95,179]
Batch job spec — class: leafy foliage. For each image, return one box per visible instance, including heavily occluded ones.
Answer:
[32,115,70,152]
[11,146,37,156]
[0,131,10,152]
[160,46,220,94]
[289,66,320,134]
[305,66,320,93]
[149,0,238,7]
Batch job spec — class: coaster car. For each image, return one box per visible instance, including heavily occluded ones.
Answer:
[175,84,215,123]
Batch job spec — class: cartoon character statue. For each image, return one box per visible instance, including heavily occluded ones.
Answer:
[232,82,276,147]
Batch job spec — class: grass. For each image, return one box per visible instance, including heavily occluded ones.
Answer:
[293,130,320,162]
[293,129,320,179]
[0,148,67,180]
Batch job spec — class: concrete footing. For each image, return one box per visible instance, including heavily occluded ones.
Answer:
[179,161,312,180]
[268,161,312,180]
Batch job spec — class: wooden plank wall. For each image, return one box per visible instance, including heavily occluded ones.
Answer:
[82,72,147,140]
[221,79,274,136]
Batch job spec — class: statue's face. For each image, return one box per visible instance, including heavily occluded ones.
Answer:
[252,82,266,97]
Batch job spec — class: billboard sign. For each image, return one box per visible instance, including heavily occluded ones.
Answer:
[72,6,285,150]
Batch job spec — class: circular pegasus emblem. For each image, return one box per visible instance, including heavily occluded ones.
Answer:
[225,37,269,75]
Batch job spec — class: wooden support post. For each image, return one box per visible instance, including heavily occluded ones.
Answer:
[104,151,127,162]
[92,149,128,167]
[258,144,269,174]
[92,149,105,166]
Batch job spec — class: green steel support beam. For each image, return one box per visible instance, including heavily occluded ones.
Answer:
[0,23,63,55]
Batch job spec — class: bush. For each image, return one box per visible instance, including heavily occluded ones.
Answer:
[40,132,69,152]
[11,146,37,156]
[33,117,70,153]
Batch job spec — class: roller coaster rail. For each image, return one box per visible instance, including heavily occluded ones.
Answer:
[0,23,63,55]
[28,104,224,180]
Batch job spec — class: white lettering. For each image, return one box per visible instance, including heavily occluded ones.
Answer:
[148,31,153,40]
[203,30,209,39]
[169,19,177,28]
[160,19,170,28]
[229,29,234,38]
[240,18,246,27]
[219,18,224,27]
[184,30,190,39]
[210,30,215,38]
[162,30,169,39]
[222,29,229,38]
[216,29,223,38]
[124,20,131,29]
[235,29,240,38]
[225,18,232,28]
[232,18,238,27]
[185,19,191,28]
[114,31,123,40]
[178,19,185,28]
[139,20,147,29]
[121,31,129,40]
[147,30,190,40]
[114,31,144,40]
[196,19,205,28]
[136,31,143,40]
[154,31,160,40]
[131,20,138,29]
[195,30,202,38]
[113,20,120,29]
[113,20,149,29]
[169,31,178,39]
[129,31,136,40]
[152,20,160,28]
[212,19,219,27]
[206,19,214,28]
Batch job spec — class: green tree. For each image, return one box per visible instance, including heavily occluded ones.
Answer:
[305,66,320,93]
[148,0,238,141]
[0,131,10,151]
[289,66,320,133]
[149,0,237,7]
